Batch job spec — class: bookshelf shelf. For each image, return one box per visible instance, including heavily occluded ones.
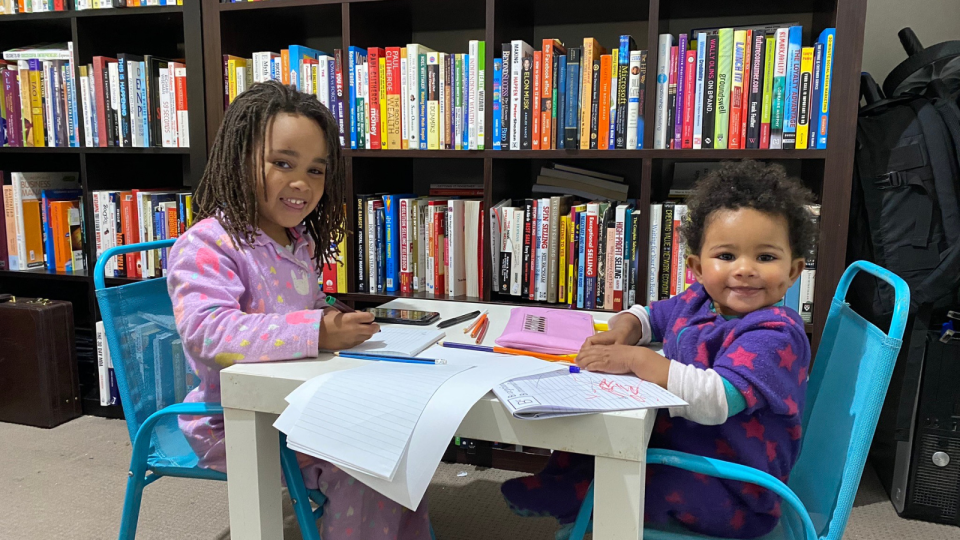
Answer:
[217,0,343,12]
[0,268,89,282]
[0,5,182,22]
[0,147,83,154]
[82,147,193,155]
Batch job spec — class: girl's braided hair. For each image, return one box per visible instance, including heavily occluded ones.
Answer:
[194,80,345,270]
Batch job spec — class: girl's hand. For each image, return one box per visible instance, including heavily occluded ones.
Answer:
[576,344,671,387]
[317,310,380,351]
[582,314,642,348]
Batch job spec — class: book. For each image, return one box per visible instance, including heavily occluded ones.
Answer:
[615,35,637,149]
[816,28,835,149]
[532,51,541,150]
[667,45,678,149]
[500,45,511,150]
[681,49,695,149]
[796,47,814,149]
[597,54,612,150]
[728,30,746,149]
[520,54,533,149]
[702,33,718,149]
[510,41,533,150]
[714,28,732,149]
[580,38,604,150]
[760,34,776,149]
[341,327,445,358]
[692,33,706,149]
[770,28,789,149]
[493,58,502,150]
[745,30,766,149]
[782,26,802,149]
[673,34,687,149]
[589,58,601,149]
[10,172,80,270]
[564,48,581,149]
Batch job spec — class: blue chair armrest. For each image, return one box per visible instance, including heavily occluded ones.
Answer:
[647,449,818,540]
[94,239,176,289]
[132,402,224,469]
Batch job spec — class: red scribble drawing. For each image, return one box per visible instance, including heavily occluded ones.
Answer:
[577,376,648,403]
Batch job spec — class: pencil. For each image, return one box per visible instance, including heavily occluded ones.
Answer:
[441,341,576,363]
[475,317,490,344]
[335,352,445,365]
[466,311,488,335]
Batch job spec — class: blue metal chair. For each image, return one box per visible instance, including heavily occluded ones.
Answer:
[567,260,910,540]
[94,240,326,540]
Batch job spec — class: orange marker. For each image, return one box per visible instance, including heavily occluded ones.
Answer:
[466,311,488,334]
[475,318,490,344]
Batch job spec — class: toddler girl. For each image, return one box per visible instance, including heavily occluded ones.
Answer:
[168,81,433,540]
[502,160,817,539]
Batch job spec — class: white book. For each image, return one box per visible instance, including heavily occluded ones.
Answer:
[158,68,176,148]
[416,198,430,291]
[654,34,673,149]
[175,67,189,148]
[108,61,123,148]
[536,198,549,302]
[406,44,435,149]
[447,200,466,297]
[489,199,509,293]
[648,203,662,305]
[367,199,378,293]
[11,172,80,270]
[510,208,524,296]
[800,269,815,323]
[693,33,707,149]
[80,71,94,147]
[626,51,642,150]
[318,56,331,108]
[400,56,408,147]
[96,322,111,407]
[510,40,533,150]
[91,191,104,274]
[138,191,154,278]
[42,61,55,146]
[464,200,482,298]
[130,61,144,147]
[613,204,626,308]
[674,205,688,295]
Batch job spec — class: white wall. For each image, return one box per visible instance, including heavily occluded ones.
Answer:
[861,0,960,83]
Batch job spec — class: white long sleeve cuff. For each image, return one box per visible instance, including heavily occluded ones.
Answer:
[666,360,729,425]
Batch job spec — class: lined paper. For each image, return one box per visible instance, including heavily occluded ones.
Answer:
[340,327,445,357]
[494,369,687,419]
[286,362,471,480]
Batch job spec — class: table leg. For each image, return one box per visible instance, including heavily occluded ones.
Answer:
[593,455,645,540]
[224,407,284,540]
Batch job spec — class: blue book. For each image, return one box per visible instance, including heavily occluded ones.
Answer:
[66,62,79,147]
[139,62,150,147]
[288,45,327,91]
[557,55,566,149]
[577,211,587,309]
[155,208,166,271]
[463,54,470,150]
[565,50,581,148]
[809,42,824,150]
[492,58,502,150]
[347,47,366,150]
[117,57,131,147]
[418,53,428,149]
[816,28,835,149]
[40,189,83,271]
[782,26,803,149]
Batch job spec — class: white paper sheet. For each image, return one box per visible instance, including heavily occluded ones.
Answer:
[275,346,560,509]
[340,327,445,357]
[494,369,687,419]
[285,362,471,480]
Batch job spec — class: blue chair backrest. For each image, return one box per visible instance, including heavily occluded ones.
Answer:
[94,240,202,468]
[787,261,909,540]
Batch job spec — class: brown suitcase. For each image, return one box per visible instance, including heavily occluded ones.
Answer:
[0,295,82,428]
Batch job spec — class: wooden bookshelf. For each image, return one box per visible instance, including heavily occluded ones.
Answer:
[201,0,866,352]
[0,3,207,417]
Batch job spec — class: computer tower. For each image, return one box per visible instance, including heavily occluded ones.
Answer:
[871,324,960,526]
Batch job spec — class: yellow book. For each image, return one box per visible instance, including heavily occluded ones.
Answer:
[379,56,388,149]
[796,46,815,149]
[336,205,348,291]
[558,216,567,303]
[184,195,194,228]
[226,56,247,104]
[28,66,44,147]
[400,47,408,149]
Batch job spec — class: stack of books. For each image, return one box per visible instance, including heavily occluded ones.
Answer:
[356,192,484,298]
[1,171,85,273]
[222,46,346,146]
[653,26,835,150]
[347,42,487,151]
[533,163,629,202]
[1,43,191,148]
[0,0,182,14]
[493,36,649,151]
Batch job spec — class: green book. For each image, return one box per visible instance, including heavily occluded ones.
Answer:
[760,35,776,147]
[714,28,732,149]
[477,41,486,150]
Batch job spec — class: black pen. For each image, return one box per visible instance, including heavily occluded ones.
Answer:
[437,310,482,329]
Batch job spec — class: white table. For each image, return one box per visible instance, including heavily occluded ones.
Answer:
[222,299,655,540]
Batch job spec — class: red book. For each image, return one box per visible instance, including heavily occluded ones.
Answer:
[532,51,542,150]
[385,47,403,150]
[173,63,189,148]
[681,49,696,149]
[668,46,678,148]
[119,192,140,278]
[322,262,338,293]
[740,30,753,148]
[92,57,116,147]
[366,47,384,150]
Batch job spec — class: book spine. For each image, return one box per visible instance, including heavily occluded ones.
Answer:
[348,48,359,149]
[728,30,746,149]
[760,35,776,148]
[714,28,732,149]
[738,31,752,149]
[500,46,511,149]
[469,41,480,150]
[589,59,600,149]
[597,54,611,150]
[796,47,814,150]
[782,26,802,149]
[608,48,617,150]
[28,60,45,147]
[771,28,789,149]
[117,58,131,147]
[596,207,608,307]
[659,202,675,300]
[702,34,718,148]
[541,40,554,150]
[817,29,835,149]
[666,46,677,148]
[399,198,411,293]
[174,66,188,147]
[3,69,22,147]
[673,34,686,149]
[418,54,428,149]
[384,196,398,292]
[334,50,346,147]
[681,49,695,148]
[626,51,642,150]
[531,51,541,150]
[400,51,408,149]
[654,34,672,149]
[577,211,587,309]
[559,216,567,303]
[537,199,549,302]
[629,210,640,307]
[380,56,388,148]
[637,51,647,149]
[746,31,766,149]
[493,59,502,150]
[406,45,419,149]
[426,53,439,150]
[584,205,598,309]
[477,41,485,150]
[521,199,533,298]
[520,55,532,149]
[367,48,382,150]
[613,205,625,311]
[555,53,564,149]
[615,37,632,149]
[564,48,580,149]
[693,33,706,149]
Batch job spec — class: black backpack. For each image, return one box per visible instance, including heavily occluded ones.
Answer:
[847,28,960,324]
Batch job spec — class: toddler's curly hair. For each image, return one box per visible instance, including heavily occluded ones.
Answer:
[681,160,818,259]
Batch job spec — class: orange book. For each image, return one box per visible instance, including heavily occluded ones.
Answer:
[598,54,613,150]
[580,38,606,149]
[50,200,79,272]
[280,49,290,85]
[22,200,44,267]
[120,192,140,278]
[167,207,180,239]
[532,51,541,150]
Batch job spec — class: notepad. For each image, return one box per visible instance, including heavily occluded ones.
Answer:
[286,361,472,480]
[494,369,688,419]
[340,327,445,357]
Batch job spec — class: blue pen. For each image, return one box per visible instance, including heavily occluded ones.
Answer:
[335,352,445,365]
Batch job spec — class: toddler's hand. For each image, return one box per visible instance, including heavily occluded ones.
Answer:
[575,344,637,375]
[318,310,380,351]
[582,328,632,348]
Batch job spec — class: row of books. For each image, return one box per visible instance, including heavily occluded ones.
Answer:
[1,43,190,148]
[493,37,649,151]
[1,0,181,13]
[653,26,835,150]
[2,172,85,272]
[346,42,487,151]
[355,188,485,297]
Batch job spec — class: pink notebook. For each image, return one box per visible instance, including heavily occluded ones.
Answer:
[495,307,596,355]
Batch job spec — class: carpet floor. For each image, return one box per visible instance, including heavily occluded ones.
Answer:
[0,416,957,540]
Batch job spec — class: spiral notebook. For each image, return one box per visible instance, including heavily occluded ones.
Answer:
[340,327,445,358]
